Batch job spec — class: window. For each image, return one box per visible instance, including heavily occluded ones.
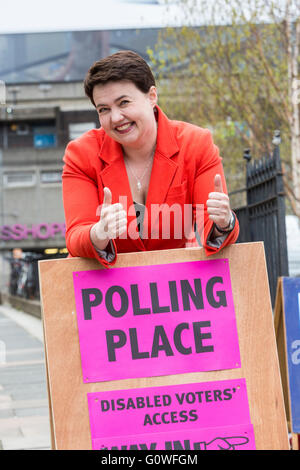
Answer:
[16,124,30,135]
[33,125,56,148]
[69,122,96,140]
[3,171,36,187]
[8,123,30,135]
[40,170,62,184]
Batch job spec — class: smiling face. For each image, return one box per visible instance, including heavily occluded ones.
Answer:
[93,80,158,151]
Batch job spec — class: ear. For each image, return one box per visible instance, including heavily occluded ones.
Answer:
[148,86,158,107]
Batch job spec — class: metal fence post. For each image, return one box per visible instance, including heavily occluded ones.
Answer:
[273,135,289,278]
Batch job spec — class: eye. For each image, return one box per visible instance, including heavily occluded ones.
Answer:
[120,100,129,106]
[98,107,109,114]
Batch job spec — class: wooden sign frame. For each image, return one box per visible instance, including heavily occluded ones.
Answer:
[39,242,289,450]
[274,277,300,450]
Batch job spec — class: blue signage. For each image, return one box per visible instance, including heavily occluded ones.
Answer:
[34,134,56,148]
[282,277,300,433]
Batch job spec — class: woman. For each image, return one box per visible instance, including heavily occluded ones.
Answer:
[62,50,239,267]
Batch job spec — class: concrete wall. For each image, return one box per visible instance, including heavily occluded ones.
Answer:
[1,147,66,250]
[3,82,93,110]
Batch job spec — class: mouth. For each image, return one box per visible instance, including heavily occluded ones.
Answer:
[115,122,135,134]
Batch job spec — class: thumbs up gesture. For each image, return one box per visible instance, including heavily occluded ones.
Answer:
[91,187,127,250]
[206,174,232,232]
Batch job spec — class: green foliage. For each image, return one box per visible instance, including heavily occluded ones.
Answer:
[149,0,296,194]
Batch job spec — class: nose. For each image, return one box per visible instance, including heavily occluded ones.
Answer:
[110,106,123,124]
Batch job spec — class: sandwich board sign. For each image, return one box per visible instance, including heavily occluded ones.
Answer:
[39,242,289,450]
[275,277,300,450]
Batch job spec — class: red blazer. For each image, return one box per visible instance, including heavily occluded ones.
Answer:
[62,106,239,267]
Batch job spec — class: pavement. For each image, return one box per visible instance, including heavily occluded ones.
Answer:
[0,302,51,450]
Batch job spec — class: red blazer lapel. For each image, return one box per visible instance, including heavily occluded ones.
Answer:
[143,107,180,248]
[97,106,181,252]
[146,106,180,206]
[98,137,129,205]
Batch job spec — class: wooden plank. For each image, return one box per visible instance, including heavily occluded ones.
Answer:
[40,288,56,449]
[291,433,299,450]
[274,278,291,429]
[39,242,289,450]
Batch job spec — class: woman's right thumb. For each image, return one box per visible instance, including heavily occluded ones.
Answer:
[103,187,112,206]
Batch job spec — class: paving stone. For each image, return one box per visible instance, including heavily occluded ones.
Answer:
[0,408,14,418]
[21,416,51,440]
[0,370,47,386]
[6,352,45,363]
[0,398,48,410]
[1,435,51,450]
[0,420,23,439]
[14,406,49,418]
[0,308,51,450]
[6,385,48,401]
[0,393,12,405]
[1,337,42,351]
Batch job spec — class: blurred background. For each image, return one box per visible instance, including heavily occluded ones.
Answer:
[0,0,177,301]
[0,0,300,452]
[0,0,299,307]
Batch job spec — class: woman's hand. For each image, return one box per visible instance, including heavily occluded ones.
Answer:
[90,187,127,250]
[207,174,232,232]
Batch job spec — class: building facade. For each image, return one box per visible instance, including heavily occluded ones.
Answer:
[0,81,98,292]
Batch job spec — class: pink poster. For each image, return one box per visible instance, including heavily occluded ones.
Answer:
[73,259,240,383]
[92,425,255,451]
[87,379,256,450]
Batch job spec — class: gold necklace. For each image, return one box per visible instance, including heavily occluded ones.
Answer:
[124,149,155,192]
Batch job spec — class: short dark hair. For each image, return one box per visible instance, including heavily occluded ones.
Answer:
[84,50,156,106]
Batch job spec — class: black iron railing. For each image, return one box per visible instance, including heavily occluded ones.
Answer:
[230,138,289,306]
